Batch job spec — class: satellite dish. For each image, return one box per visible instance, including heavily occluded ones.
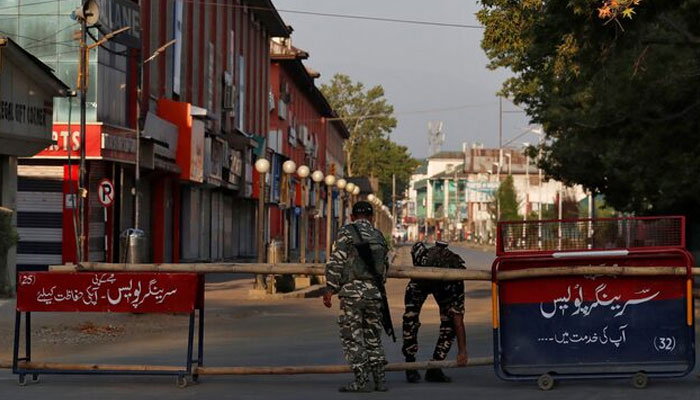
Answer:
[71,0,100,26]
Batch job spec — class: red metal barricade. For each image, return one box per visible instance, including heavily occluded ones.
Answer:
[13,272,205,387]
[492,216,695,390]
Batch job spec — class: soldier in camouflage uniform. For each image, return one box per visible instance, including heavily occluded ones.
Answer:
[402,241,468,383]
[323,201,390,393]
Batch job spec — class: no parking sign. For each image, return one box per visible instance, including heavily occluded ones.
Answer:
[98,178,115,207]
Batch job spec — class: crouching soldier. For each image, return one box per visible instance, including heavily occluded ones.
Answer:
[403,241,468,383]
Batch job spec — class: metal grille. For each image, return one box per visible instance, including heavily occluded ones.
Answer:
[498,216,684,254]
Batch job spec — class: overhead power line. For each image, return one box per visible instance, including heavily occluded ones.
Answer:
[276,9,484,29]
[0,0,60,12]
[0,29,78,48]
[178,0,483,29]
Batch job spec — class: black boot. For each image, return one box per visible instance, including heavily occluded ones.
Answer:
[425,368,452,383]
[405,369,421,383]
[372,368,388,392]
[339,368,371,393]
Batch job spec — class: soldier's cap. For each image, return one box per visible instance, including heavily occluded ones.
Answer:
[352,201,374,216]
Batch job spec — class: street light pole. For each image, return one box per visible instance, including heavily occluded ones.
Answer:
[352,186,360,208]
[311,170,324,263]
[282,160,297,262]
[134,39,176,230]
[345,182,356,211]
[324,175,336,261]
[336,179,346,228]
[254,158,270,290]
[296,165,310,263]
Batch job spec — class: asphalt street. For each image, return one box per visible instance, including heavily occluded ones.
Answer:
[0,245,698,399]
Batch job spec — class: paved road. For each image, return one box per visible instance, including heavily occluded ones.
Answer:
[0,246,697,399]
[450,244,496,271]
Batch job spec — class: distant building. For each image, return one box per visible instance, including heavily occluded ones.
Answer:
[404,144,587,242]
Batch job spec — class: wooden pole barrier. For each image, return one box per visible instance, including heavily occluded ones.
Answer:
[50,263,493,282]
[13,361,182,372]
[50,263,699,282]
[497,266,691,281]
[7,357,493,374]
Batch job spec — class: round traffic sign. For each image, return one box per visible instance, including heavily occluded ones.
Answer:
[98,178,115,207]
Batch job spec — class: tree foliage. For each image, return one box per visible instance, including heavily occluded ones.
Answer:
[320,74,419,202]
[489,175,521,222]
[320,74,397,177]
[477,0,700,218]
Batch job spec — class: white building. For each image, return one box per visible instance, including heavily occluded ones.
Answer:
[403,144,588,243]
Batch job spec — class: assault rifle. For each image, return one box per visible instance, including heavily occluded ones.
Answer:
[349,224,396,342]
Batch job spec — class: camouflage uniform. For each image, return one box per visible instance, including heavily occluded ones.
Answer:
[326,219,389,391]
[402,245,465,362]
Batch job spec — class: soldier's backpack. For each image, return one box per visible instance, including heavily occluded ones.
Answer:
[341,224,388,284]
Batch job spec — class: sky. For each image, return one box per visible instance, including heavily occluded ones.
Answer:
[272,0,534,160]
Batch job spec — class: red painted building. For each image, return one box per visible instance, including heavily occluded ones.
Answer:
[268,38,349,259]
[138,0,291,263]
[15,0,291,269]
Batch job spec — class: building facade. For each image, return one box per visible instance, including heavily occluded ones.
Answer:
[405,145,587,242]
[0,37,68,290]
[268,37,349,261]
[4,0,291,269]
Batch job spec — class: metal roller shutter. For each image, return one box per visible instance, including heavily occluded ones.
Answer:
[16,165,64,271]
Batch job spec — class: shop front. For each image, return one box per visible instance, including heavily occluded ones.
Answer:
[0,37,68,287]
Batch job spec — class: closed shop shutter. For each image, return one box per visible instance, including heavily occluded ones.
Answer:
[210,191,225,261]
[88,162,106,262]
[163,179,174,263]
[181,185,201,261]
[200,188,211,260]
[223,194,233,260]
[16,165,64,271]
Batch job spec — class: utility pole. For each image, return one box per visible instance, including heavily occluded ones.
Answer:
[78,16,88,263]
[497,96,503,225]
[391,174,396,231]
[135,39,176,229]
[499,96,503,150]
[73,0,128,262]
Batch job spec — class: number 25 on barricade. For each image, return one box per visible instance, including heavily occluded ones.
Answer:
[98,178,115,208]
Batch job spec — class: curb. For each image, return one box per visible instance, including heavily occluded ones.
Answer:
[248,284,326,300]
[275,284,326,299]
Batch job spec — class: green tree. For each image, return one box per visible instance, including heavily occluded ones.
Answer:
[477,1,700,218]
[320,74,397,177]
[489,175,521,222]
[363,137,421,202]
[320,74,419,202]
[0,208,18,296]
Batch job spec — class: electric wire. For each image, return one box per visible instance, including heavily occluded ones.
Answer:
[178,0,483,29]
[0,0,60,12]
[0,28,78,48]
[22,22,79,51]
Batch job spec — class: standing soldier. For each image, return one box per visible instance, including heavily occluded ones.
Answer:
[402,241,468,383]
[323,201,393,392]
